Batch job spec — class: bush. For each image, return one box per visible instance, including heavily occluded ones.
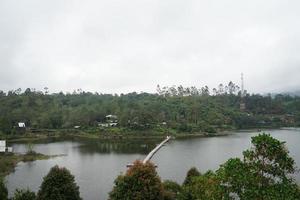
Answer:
[182,167,201,186]
[109,160,164,200]
[13,189,36,200]
[217,133,300,199]
[162,180,182,200]
[37,165,81,200]
[178,123,192,132]
[0,178,8,200]
[180,171,224,200]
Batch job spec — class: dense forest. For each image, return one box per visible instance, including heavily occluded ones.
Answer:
[0,82,300,135]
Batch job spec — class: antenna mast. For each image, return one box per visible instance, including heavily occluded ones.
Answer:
[241,73,244,98]
[240,73,246,111]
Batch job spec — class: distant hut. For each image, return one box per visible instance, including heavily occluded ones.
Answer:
[6,147,13,153]
[105,115,118,127]
[18,122,26,128]
[106,115,118,122]
[98,115,118,127]
[0,140,6,153]
[0,140,13,153]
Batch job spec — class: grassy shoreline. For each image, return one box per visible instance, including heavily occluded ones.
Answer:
[0,152,56,179]
[2,125,297,143]
[4,131,226,143]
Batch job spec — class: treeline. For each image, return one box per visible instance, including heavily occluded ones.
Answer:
[0,83,300,135]
[156,81,241,96]
[1,134,300,199]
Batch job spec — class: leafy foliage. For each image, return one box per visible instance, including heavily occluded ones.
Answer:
[162,180,182,200]
[0,84,299,135]
[180,171,226,200]
[182,167,201,186]
[37,165,81,200]
[0,177,8,200]
[175,134,300,199]
[13,189,36,200]
[109,160,164,200]
[217,133,300,199]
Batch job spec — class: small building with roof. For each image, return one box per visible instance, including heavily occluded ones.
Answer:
[98,114,118,127]
[0,140,13,153]
[18,122,26,128]
[0,140,6,152]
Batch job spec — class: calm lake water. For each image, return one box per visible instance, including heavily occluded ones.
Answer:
[5,129,300,200]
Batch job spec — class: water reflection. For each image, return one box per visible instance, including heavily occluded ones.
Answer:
[11,137,161,155]
[76,139,158,154]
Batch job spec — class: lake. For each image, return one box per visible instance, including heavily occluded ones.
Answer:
[5,128,300,200]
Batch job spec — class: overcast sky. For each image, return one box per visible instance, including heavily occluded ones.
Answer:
[0,0,299,94]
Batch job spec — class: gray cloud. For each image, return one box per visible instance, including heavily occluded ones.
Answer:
[0,0,300,94]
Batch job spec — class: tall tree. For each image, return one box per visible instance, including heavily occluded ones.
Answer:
[109,160,164,200]
[182,167,201,186]
[13,189,36,200]
[217,133,300,199]
[37,165,81,200]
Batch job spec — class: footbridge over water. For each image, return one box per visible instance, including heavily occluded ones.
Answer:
[127,136,171,167]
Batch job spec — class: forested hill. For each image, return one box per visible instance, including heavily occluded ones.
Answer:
[0,83,300,135]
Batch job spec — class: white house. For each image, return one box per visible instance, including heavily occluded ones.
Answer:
[106,115,118,122]
[106,114,117,118]
[109,122,118,127]
[0,140,13,153]
[0,140,6,152]
[6,147,13,152]
[98,115,118,128]
[18,122,26,128]
[98,123,109,128]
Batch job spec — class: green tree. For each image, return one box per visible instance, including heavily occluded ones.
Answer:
[0,84,299,134]
[217,133,300,200]
[0,178,8,200]
[182,167,201,186]
[180,171,226,200]
[162,180,182,200]
[37,165,81,200]
[13,189,36,200]
[109,160,164,200]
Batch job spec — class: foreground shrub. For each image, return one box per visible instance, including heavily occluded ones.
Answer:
[162,180,182,200]
[217,133,300,199]
[109,160,164,200]
[13,189,36,200]
[182,167,201,186]
[37,165,81,200]
[180,171,224,200]
[177,133,300,200]
[0,177,8,200]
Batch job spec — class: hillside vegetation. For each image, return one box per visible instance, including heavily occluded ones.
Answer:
[0,82,299,135]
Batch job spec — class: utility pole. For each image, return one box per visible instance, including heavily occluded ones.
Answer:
[241,73,244,98]
[240,73,246,111]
